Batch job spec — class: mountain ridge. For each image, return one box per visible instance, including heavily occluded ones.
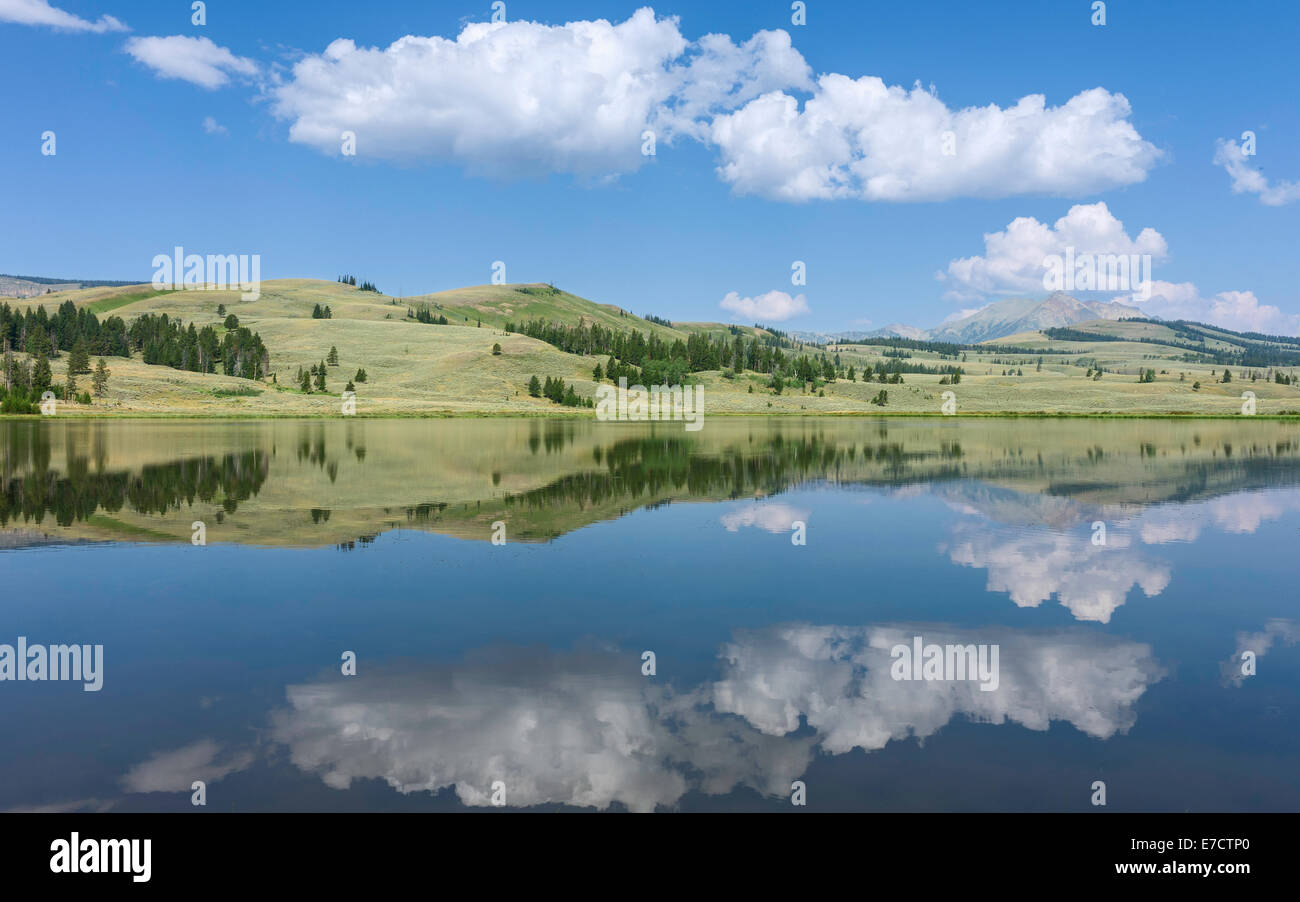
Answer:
[794,293,1146,345]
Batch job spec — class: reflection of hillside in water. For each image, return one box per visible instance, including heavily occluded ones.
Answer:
[0,423,270,528]
[2,418,1299,546]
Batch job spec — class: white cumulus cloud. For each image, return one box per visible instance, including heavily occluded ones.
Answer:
[709,81,1160,202]
[270,645,812,812]
[940,202,1299,334]
[1127,282,1300,336]
[0,0,125,32]
[124,34,258,89]
[267,8,1159,201]
[720,501,809,533]
[940,201,1167,301]
[719,289,809,322]
[270,9,808,177]
[943,520,1170,623]
[713,624,1165,751]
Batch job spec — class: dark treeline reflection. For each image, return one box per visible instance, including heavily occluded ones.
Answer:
[4,418,1300,544]
[508,433,966,514]
[0,429,270,527]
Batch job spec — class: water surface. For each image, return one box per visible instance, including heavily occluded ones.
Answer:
[2,417,1297,811]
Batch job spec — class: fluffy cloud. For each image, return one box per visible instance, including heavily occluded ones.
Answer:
[124,35,258,89]
[201,115,227,135]
[1221,619,1299,686]
[268,8,1158,199]
[268,626,1165,808]
[1140,490,1300,543]
[943,520,1170,623]
[941,201,1299,334]
[1214,137,1300,206]
[940,202,1167,301]
[719,289,809,322]
[270,9,807,177]
[720,501,808,533]
[270,645,811,811]
[0,0,125,32]
[658,28,813,140]
[709,81,1160,202]
[713,624,1165,751]
[1133,281,1300,336]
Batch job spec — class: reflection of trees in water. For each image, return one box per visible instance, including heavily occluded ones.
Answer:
[0,449,271,527]
[507,433,965,512]
[507,429,1300,517]
[527,420,576,456]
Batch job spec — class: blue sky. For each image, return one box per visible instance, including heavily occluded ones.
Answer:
[2,0,1298,333]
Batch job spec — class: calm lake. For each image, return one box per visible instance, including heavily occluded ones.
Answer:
[2,417,1298,812]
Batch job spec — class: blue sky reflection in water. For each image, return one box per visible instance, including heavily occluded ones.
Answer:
[0,418,1297,812]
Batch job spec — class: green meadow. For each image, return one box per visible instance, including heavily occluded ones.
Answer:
[5,278,1299,417]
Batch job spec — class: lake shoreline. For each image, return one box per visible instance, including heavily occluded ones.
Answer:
[2,410,1298,421]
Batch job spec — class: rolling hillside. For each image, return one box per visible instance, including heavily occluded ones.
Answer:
[2,279,1299,416]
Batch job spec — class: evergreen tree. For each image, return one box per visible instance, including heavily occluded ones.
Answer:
[68,337,91,374]
[32,352,52,393]
[92,357,110,396]
[528,375,541,397]
[354,368,367,383]
[328,346,339,365]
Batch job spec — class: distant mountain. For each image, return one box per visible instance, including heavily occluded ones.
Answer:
[798,294,1143,346]
[790,324,928,344]
[866,323,929,340]
[789,329,872,344]
[927,293,1141,344]
[0,274,140,299]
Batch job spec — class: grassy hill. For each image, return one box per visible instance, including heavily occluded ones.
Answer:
[4,281,1300,417]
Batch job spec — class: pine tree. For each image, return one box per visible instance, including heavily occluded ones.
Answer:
[299,369,311,393]
[528,375,541,397]
[69,338,91,375]
[32,353,52,393]
[354,368,367,383]
[328,346,339,365]
[92,357,110,397]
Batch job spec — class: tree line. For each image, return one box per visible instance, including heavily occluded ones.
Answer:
[0,300,129,358]
[129,313,270,379]
[338,275,379,292]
